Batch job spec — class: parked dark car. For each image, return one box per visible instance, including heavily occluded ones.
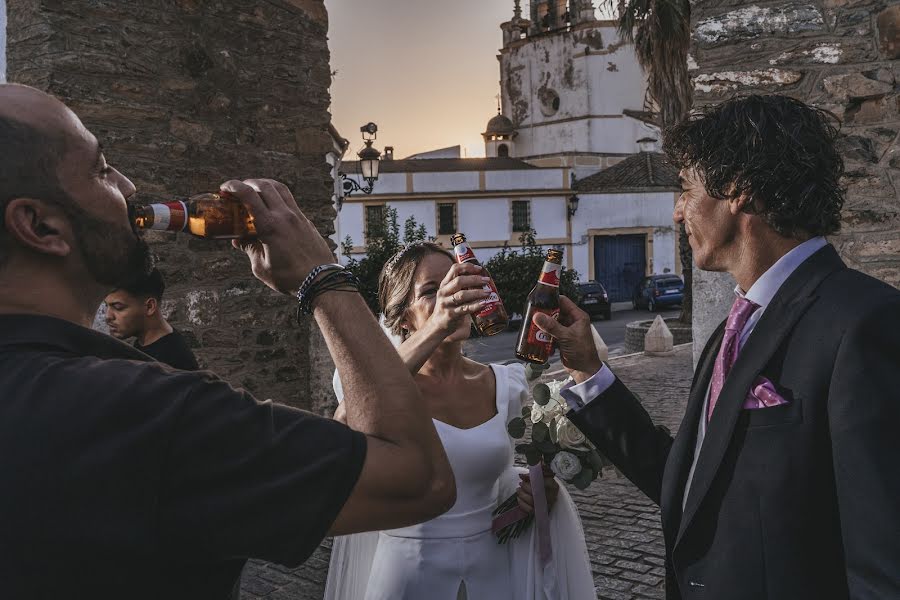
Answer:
[633,275,684,311]
[576,281,612,320]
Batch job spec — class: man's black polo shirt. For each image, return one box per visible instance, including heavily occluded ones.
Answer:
[0,314,366,599]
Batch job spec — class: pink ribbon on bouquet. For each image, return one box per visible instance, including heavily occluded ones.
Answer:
[491,463,553,567]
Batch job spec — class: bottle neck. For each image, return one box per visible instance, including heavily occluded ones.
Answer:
[536,260,561,287]
[453,241,478,265]
[137,201,188,232]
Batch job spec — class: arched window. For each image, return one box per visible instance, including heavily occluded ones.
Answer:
[498,144,510,158]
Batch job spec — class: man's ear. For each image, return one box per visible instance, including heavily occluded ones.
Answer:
[4,198,73,258]
[729,193,754,216]
[145,296,158,317]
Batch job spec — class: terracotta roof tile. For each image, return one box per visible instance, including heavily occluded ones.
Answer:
[574,152,680,193]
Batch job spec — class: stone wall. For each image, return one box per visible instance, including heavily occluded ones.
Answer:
[689,0,900,360]
[7,0,339,412]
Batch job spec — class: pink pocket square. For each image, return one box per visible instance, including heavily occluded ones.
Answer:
[743,377,789,410]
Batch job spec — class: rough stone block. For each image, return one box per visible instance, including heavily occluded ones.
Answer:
[767,39,877,66]
[823,72,894,103]
[878,5,900,59]
[644,316,674,355]
[694,4,825,47]
[693,68,803,96]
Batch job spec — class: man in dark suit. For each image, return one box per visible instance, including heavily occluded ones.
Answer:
[533,95,900,599]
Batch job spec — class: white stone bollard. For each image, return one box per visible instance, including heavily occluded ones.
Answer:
[591,324,609,362]
[644,315,674,355]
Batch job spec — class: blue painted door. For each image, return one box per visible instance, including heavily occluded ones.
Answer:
[594,234,647,302]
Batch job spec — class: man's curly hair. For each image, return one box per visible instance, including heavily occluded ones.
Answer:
[663,95,844,238]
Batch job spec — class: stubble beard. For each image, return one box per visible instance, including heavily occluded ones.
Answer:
[69,204,155,289]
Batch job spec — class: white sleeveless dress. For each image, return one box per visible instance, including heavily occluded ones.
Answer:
[326,363,597,600]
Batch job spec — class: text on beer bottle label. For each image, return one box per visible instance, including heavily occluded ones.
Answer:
[526,307,560,346]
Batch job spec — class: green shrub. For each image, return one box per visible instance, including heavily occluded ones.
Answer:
[341,207,430,313]
[485,231,580,317]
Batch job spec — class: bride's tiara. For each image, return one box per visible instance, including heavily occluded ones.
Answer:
[383,241,434,273]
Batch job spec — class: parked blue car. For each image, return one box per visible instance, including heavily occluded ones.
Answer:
[632,275,684,311]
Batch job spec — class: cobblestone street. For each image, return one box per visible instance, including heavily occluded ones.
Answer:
[241,345,693,599]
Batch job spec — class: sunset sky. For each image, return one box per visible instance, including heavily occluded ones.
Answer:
[325,0,517,160]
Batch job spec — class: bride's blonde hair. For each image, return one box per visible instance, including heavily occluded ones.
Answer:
[379,241,454,338]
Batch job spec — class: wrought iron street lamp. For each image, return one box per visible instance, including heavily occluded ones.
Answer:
[567,194,580,218]
[339,122,382,196]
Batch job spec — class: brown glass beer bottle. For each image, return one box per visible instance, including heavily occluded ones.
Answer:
[450,233,509,336]
[130,193,256,239]
[515,248,563,364]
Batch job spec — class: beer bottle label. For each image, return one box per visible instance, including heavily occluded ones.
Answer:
[477,278,503,318]
[453,242,477,264]
[147,201,188,231]
[538,260,561,287]
[526,307,560,346]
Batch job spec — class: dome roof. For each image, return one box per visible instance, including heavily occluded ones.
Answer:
[484,113,515,136]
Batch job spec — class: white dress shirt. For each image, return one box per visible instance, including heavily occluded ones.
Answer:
[560,237,828,509]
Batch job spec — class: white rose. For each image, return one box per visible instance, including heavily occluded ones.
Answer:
[556,416,587,449]
[541,400,565,423]
[545,378,568,400]
[530,403,545,424]
[550,451,582,480]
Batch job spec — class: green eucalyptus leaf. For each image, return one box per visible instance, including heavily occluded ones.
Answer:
[533,384,551,406]
[572,467,594,490]
[536,440,558,454]
[522,405,532,418]
[549,421,559,444]
[524,363,540,381]
[587,450,607,471]
[532,421,549,442]
[507,417,526,439]
[525,447,543,466]
[515,443,533,454]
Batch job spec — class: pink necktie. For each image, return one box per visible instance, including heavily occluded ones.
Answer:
[707,296,760,423]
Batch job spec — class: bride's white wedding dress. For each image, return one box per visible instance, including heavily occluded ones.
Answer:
[326,356,596,600]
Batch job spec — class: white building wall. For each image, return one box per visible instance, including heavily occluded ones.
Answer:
[569,191,678,281]
[485,169,564,191]
[339,203,366,252]
[369,172,407,194]
[412,171,478,193]
[394,201,436,238]
[458,198,510,241]
[531,198,567,239]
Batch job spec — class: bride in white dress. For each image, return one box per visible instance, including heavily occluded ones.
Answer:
[325,242,596,600]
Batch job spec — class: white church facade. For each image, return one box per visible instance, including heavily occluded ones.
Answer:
[335,1,681,302]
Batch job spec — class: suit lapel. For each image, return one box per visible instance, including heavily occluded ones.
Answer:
[659,320,725,541]
[674,245,845,548]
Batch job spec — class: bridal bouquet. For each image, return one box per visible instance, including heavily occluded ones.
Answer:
[493,363,607,543]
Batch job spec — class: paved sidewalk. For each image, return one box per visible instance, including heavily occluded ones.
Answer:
[241,345,694,600]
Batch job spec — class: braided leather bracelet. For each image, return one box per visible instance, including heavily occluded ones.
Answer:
[295,264,360,317]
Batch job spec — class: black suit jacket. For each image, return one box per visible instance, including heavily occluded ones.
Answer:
[569,245,900,599]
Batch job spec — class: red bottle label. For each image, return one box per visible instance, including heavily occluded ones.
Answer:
[453,242,477,264]
[526,307,560,347]
[537,261,561,287]
[477,278,503,318]
[148,201,188,231]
